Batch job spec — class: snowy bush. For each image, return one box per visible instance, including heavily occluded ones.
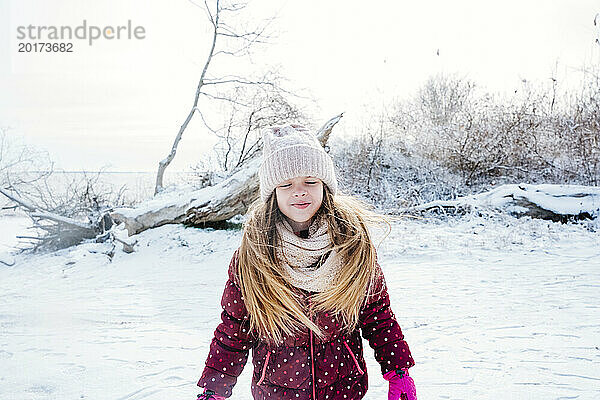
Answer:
[405,72,600,186]
[331,118,467,209]
[332,71,599,209]
[551,69,600,185]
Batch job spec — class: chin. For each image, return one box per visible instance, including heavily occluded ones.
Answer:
[286,209,314,222]
[289,214,310,222]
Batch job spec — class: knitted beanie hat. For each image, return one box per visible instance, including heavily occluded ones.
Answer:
[258,124,338,202]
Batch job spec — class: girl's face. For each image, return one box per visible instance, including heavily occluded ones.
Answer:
[275,176,324,231]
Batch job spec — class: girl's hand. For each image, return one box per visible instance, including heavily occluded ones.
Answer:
[383,369,417,400]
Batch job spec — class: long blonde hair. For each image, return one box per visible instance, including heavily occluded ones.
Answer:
[238,185,392,345]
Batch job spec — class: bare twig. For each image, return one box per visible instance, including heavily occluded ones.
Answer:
[154,0,279,194]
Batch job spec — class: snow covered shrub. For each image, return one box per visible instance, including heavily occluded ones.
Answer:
[332,71,599,210]
[551,69,600,185]
[330,116,466,208]
[388,73,600,187]
[400,74,550,185]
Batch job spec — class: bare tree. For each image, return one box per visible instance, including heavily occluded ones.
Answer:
[210,84,308,173]
[0,126,54,204]
[0,129,136,253]
[155,0,288,194]
[0,166,135,253]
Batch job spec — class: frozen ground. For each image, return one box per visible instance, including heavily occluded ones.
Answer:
[0,212,599,400]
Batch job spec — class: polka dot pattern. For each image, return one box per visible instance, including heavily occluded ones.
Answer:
[359,262,416,376]
[197,249,416,399]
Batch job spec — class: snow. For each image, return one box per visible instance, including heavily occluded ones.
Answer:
[412,183,600,218]
[0,213,32,266]
[1,208,599,399]
[479,184,600,216]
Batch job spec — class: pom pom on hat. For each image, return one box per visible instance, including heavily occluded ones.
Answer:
[258,124,338,202]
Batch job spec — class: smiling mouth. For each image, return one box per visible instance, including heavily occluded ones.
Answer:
[292,202,310,207]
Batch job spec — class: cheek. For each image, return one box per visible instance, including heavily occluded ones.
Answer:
[312,185,324,203]
[275,190,287,207]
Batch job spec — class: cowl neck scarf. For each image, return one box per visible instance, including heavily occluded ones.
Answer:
[275,215,341,293]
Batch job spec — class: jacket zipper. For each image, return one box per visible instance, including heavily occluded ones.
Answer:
[343,340,365,375]
[309,297,317,400]
[256,351,271,386]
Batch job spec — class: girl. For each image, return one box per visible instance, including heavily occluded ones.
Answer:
[196,124,417,400]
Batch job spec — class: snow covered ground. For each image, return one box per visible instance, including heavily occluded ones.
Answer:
[1,211,599,400]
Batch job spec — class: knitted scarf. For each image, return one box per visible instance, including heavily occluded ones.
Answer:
[275,215,341,293]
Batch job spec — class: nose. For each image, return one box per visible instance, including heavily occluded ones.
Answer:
[292,187,307,197]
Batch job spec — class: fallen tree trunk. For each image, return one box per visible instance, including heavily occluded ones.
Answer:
[111,114,344,236]
[0,187,109,251]
[394,183,600,222]
[112,157,261,236]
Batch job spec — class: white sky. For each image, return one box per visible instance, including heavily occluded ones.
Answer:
[1,0,599,172]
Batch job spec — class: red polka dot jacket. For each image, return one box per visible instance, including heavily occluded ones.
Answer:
[197,248,415,400]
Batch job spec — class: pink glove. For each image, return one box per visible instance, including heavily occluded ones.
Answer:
[197,389,226,400]
[383,369,417,400]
